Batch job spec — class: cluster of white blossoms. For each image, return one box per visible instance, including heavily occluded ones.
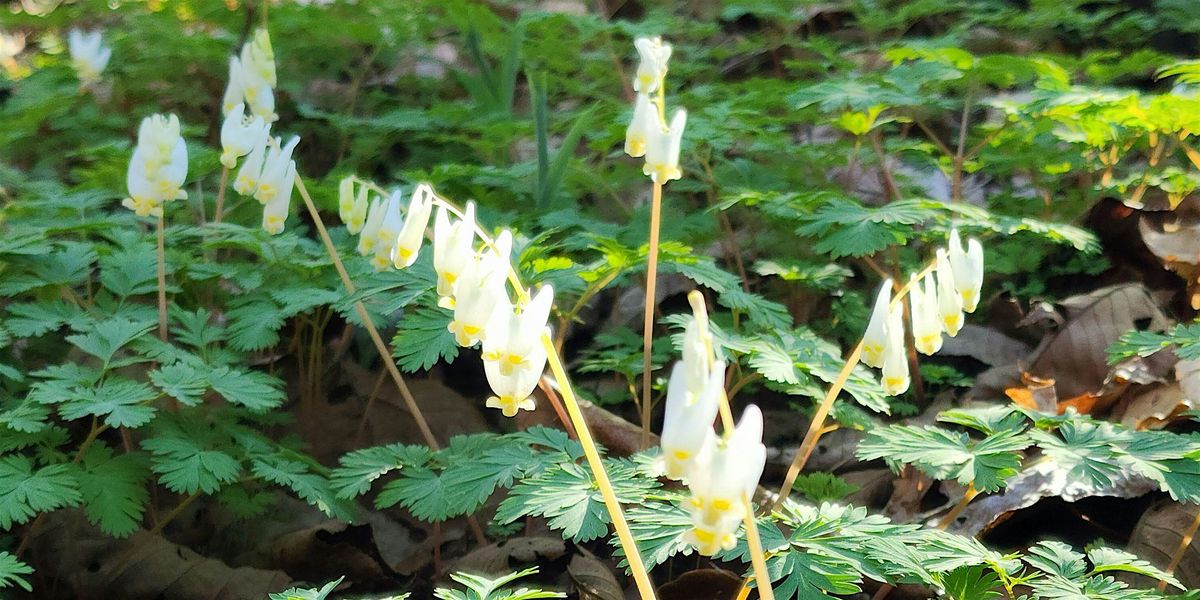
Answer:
[338,178,555,418]
[216,31,297,235]
[123,114,188,218]
[659,293,766,556]
[67,29,110,84]
[623,37,687,183]
[861,230,984,395]
[222,29,277,122]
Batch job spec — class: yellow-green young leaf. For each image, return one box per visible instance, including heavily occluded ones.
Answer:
[858,426,1029,492]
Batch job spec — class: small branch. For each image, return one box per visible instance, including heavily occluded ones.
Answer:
[1158,505,1200,591]
[935,484,977,530]
[538,375,578,440]
[868,131,900,202]
[214,166,229,224]
[155,212,169,341]
[149,492,199,536]
[640,180,664,449]
[913,118,954,158]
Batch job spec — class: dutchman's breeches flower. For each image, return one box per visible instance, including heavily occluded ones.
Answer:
[880,303,910,396]
[433,202,477,300]
[684,405,766,556]
[860,280,892,369]
[122,114,188,217]
[633,36,671,93]
[233,136,268,197]
[370,189,405,271]
[254,136,300,206]
[660,360,723,480]
[643,108,687,183]
[936,249,964,336]
[483,344,545,417]
[448,231,513,347]
[392,183,435,269]
[220,103,269,169]
[909,272,943,356]
[357,197,386,256]
[625,93,658,158]
[68,29,110,84]
[482,285,554,377]
[947,229,984,313]
[261,161,295,235]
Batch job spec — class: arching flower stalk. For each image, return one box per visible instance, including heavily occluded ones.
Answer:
[335,177,659,599]
[623,35,689,447]
[777,232,986,513]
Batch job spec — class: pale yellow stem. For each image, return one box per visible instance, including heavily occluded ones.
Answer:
[641,180,664,448]
[294,175,441,452]
[214,165,229,224]
[742,499,775,600]
[542,332,657,599]
[156,211,168,341]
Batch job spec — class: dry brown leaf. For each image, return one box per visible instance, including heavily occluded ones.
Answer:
[658,568,742,600]
[452,537,619,598]
[1138,213,1200,308]
[567,551,623,600]
[938,324,1033,367]
[232,520,396,588]
[1005,373,1058,413]
[1025,284,1170,399]
[1125,501,1200,590]
[26,510,293,600]
[1116,384,1195,430]
[951,459,1159,535]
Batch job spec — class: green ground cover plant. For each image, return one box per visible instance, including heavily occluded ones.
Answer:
[3,0,1200,598]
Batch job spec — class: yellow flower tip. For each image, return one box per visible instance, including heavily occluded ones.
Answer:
[263,216,284,235]
[884,375,910,396]
[392,245,416,269]
[437,296,456,310]
[486,395,535,418]
[943,315,963,336]
[219,152,237,169]
[916,334,942,356]
[625,137,646,158]
[254,183,276,205]
[370,255,390,272]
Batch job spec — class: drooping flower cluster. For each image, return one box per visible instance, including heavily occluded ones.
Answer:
[338,178,555,418]
[67,29,110,84]
[659,292,766,556]
[623,37,687,183]
[222,29,277,122]
[860,230,984,395]
[222,106,296,235]
[123,114,188,218]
